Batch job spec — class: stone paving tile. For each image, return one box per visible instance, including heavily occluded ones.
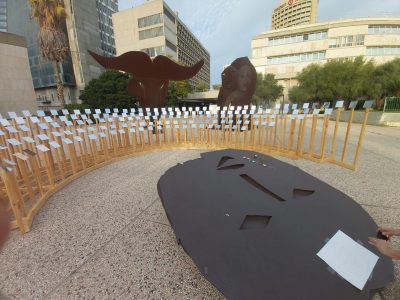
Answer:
[48,218,223,300]
[0,151,203,299]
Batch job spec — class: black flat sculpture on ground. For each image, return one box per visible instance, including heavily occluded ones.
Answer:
[88,50,204,108]
[217,57,257,108]
[157,149,393,299]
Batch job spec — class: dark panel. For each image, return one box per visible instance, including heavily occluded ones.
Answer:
[158,149,394,299]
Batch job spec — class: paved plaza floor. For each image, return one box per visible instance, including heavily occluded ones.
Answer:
[0,123,399,299]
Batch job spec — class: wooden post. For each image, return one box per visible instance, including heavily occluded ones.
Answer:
[14,153,35,204]
[330,108,343,158]
[353,108,370,170]
[341,108,355,162]
[308,115,318,156]
[0,165,28,233]
[319,115,330,160]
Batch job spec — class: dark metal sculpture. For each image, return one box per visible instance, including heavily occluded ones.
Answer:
[88,51,204,108]
[157,149,393,299]
[217,57,257,108]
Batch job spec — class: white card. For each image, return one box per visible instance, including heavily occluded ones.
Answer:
[336,100,344,108]
[63,138,73,145]
[15,117,25,125]
[0,119,10,126]
[6,126,18,133]
[7,138,21,146]
[317,230,379,290]
[37,134,49,141]
[38,123,48,130]
[22,110,31,117]
[36,144,50,152]
[22,136,35,143]
[49,141,60,148]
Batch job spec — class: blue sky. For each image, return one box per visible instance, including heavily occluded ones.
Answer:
[118,0,400,85]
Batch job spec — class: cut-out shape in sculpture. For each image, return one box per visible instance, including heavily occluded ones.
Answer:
[217,156,234,168]
[88,51,204,108]
[217,57,257,108]
[157,149,393,299]
[240,215,272,230]
[240,174,286,202]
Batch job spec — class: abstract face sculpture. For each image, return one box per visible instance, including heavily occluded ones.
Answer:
[89,51,204,108]
[157,149,393,299]
[217,57,257,108]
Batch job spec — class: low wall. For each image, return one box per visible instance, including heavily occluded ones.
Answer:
[331,111,400,127]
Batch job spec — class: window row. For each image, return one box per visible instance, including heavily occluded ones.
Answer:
[141,46,165,57]
[138,13,162,29]
[366,47,400,56]
[268,31,327,46]
[267,51,326,65]
[329,35,364,48]
[368,25,400,34]
[139,26,163,40]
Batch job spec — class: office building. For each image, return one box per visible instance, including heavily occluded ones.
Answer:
[5,0,118,109]
[96,0,118,57]
[113,0,210,89]
[0,32,37,116]
[251,18,400,98]
[0,0,6,32]
[272,0,318,30]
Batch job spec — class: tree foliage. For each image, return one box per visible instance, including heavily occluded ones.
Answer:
[166,80,191,106]
[79,70,137,109]
[252,73,284,107]
[29,0,69,107]
[289,57,400,107]
[194,80,209,92]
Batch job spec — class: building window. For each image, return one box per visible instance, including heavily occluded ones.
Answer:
[366,47,400,56]
[141,46,165,57]
[268,31,327,46]
[368,25,400,34]
[329,35,365,48]
[266,51,326,65]
[138,26,163,40]
[165,39,177,52]
[163,6,175,24]
[138,13,162,28]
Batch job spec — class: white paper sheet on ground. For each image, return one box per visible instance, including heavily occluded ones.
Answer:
[317,230,379,290]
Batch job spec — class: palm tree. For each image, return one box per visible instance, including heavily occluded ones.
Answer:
[28,0,69,107]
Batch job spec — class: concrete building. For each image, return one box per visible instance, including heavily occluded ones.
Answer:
[96,0,118,57]
[272,0,318,30]
[0,32,37,116]
[251,18,400,98]
[0,0,6,32]
[4,0,118,109]
[113,0,210,89]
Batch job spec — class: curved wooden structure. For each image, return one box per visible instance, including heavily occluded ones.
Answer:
[0,102,371,233]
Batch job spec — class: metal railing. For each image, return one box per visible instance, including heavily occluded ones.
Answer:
[383,97,400,112]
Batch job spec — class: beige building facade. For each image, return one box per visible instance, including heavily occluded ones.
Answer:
[251,18,400,98]
[272,0,318,30]
[113,0,210,89]
[0,32,37,116]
